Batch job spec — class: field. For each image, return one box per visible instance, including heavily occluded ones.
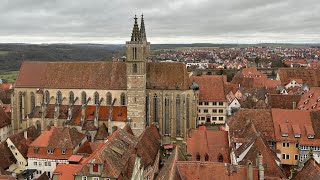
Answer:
[0,71,19,83]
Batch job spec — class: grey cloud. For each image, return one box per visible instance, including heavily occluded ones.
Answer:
[0,0,319,43]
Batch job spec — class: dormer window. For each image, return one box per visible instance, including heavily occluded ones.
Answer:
[294,134,301,138]
[62,149,66,155]
[312,104,317,109]
[317,97,320,102]
[304,100,309,104]
[33,148,39,154]
[308,134,315,139]
[309,93,314,98]
[282,133,288,137]
[47,150,54,154]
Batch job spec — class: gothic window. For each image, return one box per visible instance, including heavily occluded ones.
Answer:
[121,93,126,106]
[153,94,158,123]
[176,95,181,136]
[205,154,209,161]
[133,63,138,73]
[69,91,74,104]
[19,92,23,123]
[107,92,112,105]
[45,90,50,104]
[196,153,200,161]
[145,94,149,125]
[82,91,86,105]
[30,92,35,111]
[56,91,62,104]
[94,92,99,105]
[186,94,190,129]
[218,154,224,162]
[164,95,170,134]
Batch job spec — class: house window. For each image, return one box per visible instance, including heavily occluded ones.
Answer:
[82,176,87,180]
[295,154,299,160]
[133,63,138,73]
[219,117,223,121]
[212,109,217,113]
[153,94,158,123]
[47,150,53,154]
[62,149,66,155]
[34,162,37,166]
[93,164,99,173]
[106,92,112,105]
[296,143,299,148]
[219,102,223,106]
[33,148,39,154]
[120,93,126,106]
[205,154,209,161]
[204,102,209,106]
[213,102,217,106]
[93,177,99,180]
[286,154,290,159]
[199,102,203,105]
[94,92,99,105]
[282,142,290,147]
[196,153,200,161]
[176,95,181,136]
[69,91,74,104]
[204,109,208,113]
[219,109,223,113]
[198,109,201,113]
[81,91,87,105]
[212,117,217,121]
[201,117,205,120]
[39,162,42,166]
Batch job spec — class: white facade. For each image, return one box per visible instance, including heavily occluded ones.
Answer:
[0,124,11,142]
[197,101,227,125]
[285,80,302,89]
[6,137,27,173]
[227,98,241,116]
[27,158,68,178]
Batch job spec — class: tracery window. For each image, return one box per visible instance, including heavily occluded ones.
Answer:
[81,91,87,105]
[94,92,99,105]
[19,92,23,123]
[186,94,190,129]
[56,91,62,104]
[45,90,50,104]
[121,93,126,106]
[164,95,170,134]
[30,92,35,111]
[107,92,112,105]
[69,91,74,104]
[153,94,158,123]
[176,95,181,136]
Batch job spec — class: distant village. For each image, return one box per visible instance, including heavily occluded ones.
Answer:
[1,16,320,180]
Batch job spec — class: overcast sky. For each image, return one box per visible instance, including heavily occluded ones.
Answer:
[0,0,319,44]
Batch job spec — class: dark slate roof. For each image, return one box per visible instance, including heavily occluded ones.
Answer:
[15,61,191,90]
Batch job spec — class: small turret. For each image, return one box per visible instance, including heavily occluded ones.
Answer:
[140,14,147,42]
[130,15,140,42]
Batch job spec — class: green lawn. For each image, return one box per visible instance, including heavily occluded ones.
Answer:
[0,51,9,56]
[0,71,19,83]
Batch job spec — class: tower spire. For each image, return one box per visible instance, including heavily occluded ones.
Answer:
[130,15,140,42]
[140,14,147,42]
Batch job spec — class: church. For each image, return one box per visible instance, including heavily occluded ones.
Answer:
[11,15,197,145]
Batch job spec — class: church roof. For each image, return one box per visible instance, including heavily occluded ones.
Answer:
[15,61,191,90]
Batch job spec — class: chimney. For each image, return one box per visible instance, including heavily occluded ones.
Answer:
[257,152,264,180]
[293,101,297,109]
[24,130,27,140]
[247,161,253,180]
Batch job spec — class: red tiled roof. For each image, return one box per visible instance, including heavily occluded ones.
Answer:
[192,75,226,102]
[267,94,301,109]
[176,161,259,180]
[187,127,230,163]
[277,68,320,87]
[0,107,10,128]
[0,83,12,90]
[15,61,191,90]
[293,158,320,180]
[297,87,320,111]
[68,155,83,163]
[272,109,320,146]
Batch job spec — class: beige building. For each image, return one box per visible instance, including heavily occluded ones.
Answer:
[11,15,197,145]
[192,75,227,125]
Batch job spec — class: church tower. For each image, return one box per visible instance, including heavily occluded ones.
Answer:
[126,15,150,136]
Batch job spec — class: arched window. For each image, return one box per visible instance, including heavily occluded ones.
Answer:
[133,47,137,60]
[186,94,190,129]
[56,91,62,104]
[19,92,23,123]
[30,92,35,111]
[69,91,74,104]
[45,90,50,104]
[205,154,209,161]
[176,95,181,136]
[218,154,224,162]
[164,95,170,134]
[121,93,126,106]
[82,91,87,105]
[196,153,201,161]
[153,94,158,123]
[107,92,112,105]
[94,92,99,105]
[133,63,138,73]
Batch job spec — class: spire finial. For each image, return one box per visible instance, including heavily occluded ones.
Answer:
[130,15,140,42]
[140,14,147,42]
